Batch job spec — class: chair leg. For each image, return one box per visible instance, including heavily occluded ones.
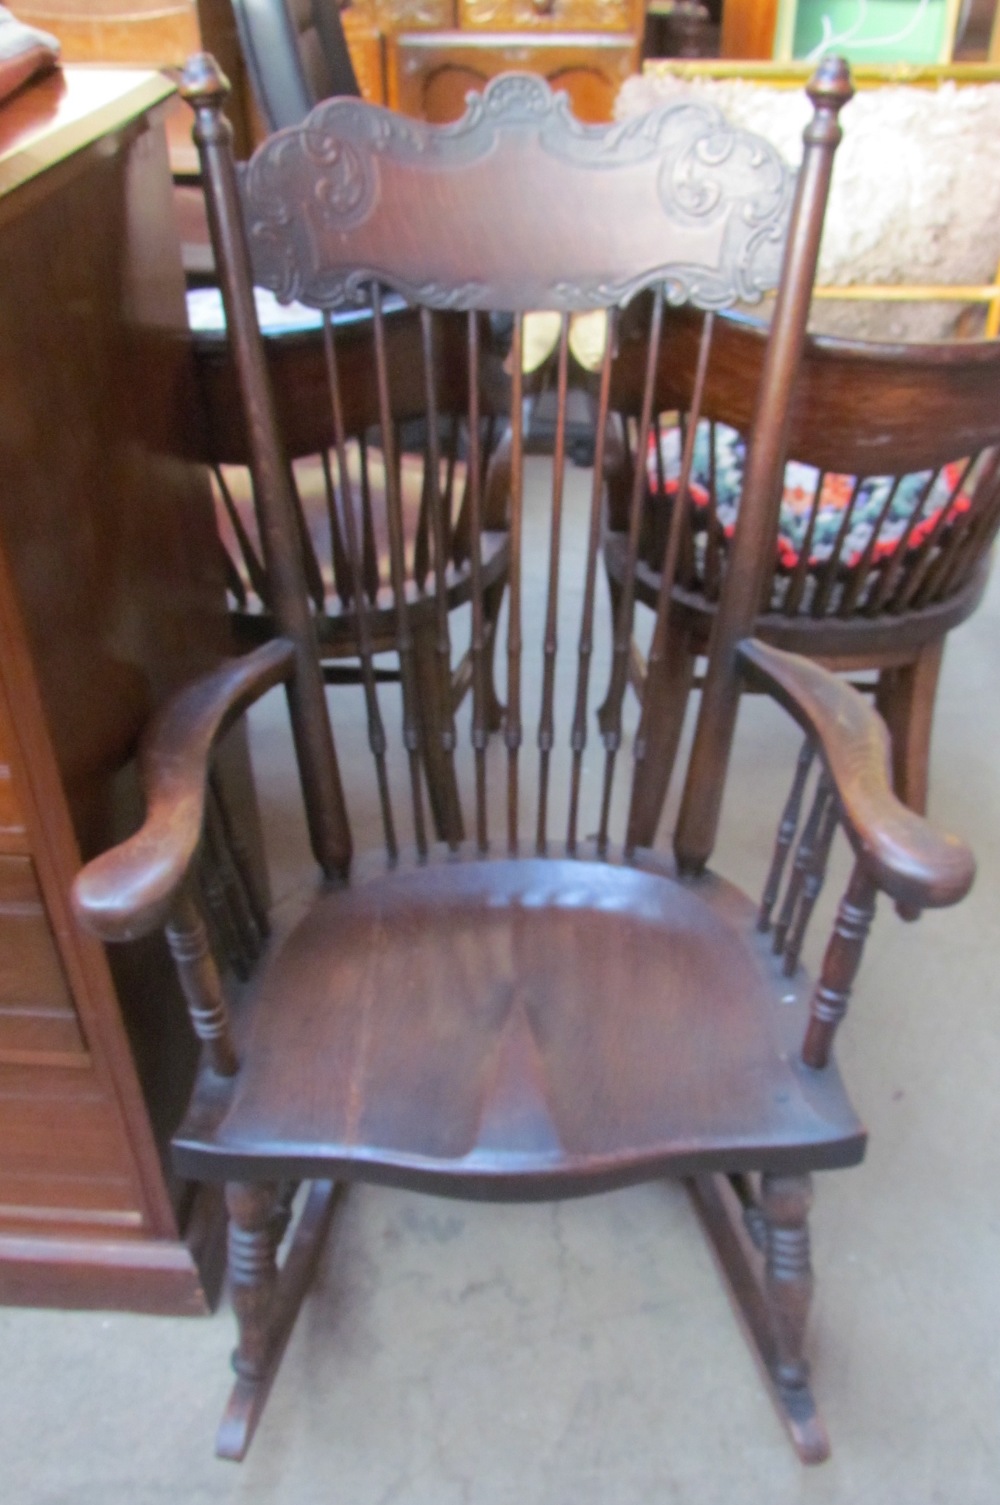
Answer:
[873,639,944,816]
[598,575,649,733]
[759,1173,822,1447]
[216,1179,342,1462]
[687,1172,829,1464]
[412,620,465,846]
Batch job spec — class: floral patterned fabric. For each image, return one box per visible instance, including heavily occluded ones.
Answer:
[647,419,973,574]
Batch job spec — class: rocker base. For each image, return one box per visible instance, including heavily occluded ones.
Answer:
[216,1179,343,1462]
[686,1173,830,1465]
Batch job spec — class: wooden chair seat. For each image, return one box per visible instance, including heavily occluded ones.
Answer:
[174,856,864,1193]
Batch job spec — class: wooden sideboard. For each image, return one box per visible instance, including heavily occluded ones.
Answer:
[376,0,644,120]
[0,66,254,1313]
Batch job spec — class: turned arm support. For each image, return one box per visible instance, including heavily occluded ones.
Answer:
[737,638,974,913]
[72,639,296,945]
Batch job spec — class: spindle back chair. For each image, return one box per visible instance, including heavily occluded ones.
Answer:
[72,58,975,1466]
[605,303,1000,841]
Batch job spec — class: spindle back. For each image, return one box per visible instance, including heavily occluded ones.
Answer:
[182,57,853,875]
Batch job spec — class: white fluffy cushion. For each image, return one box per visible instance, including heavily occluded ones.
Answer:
[616,73,1000,339]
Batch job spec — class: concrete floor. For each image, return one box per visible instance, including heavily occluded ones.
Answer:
[4,459,1000,1503]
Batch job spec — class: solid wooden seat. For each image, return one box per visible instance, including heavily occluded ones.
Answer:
[175,857,864,1190]
[72,60,976,1467]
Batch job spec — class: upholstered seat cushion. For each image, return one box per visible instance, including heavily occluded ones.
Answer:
[174,858,865,1195]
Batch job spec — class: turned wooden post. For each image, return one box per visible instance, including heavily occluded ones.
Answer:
[760,1172,815,1409]
[674,57,854,875]
[803,862,878,1069]
[165,884,239,1077]
[181,54,352,882]
[226,1181,280,1381]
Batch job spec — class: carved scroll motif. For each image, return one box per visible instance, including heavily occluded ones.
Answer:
[239,73,793,314]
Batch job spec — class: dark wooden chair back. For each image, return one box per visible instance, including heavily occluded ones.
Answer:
[183,55,853,880]
[229,0,360,130]
[603,304,1000,834]
[611,304,1000,627]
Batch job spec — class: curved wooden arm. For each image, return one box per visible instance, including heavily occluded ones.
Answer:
[72,640,296,944]
[737,638,974,911]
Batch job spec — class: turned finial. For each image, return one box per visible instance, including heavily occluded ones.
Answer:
[180,52,230,108]
[804,56,854,145]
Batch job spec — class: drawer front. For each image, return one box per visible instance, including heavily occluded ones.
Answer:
[459,0,637,30]
[392,35,638,124]
[0,855,86,1062]
[0,1062,141,1231]
[355,0,456,31]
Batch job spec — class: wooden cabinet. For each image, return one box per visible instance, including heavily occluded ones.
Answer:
[0,67,250,1312]
[350,0,643,121]
[389,27,638,119]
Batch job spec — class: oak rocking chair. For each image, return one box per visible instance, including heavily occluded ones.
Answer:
[72,58,974,1465]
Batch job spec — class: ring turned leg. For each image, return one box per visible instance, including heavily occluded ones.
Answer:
[226,1181,279,1388]
[216,1179,342,1462]
[760,1172,828,1462]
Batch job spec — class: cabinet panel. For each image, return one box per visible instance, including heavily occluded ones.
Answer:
[459,0,636,32]
[0,1062,139,1192]
[391,31,639,121]
[0,856,86,1061]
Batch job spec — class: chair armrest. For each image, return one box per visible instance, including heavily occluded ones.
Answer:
[72,640,295,944]
[737,638,974,912]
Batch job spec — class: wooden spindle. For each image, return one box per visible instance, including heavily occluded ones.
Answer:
[758,739,814,932]
[865,467,938,615]
[922,453,1000,603]
[209,768,269,939]
[810,474,862,618]
[837,476,903,616]
[802,862,878,1068]
[165,884,238,1077]
[704,419,722,600]
[782,789,839,976]
[466,313,489,854]
[506,314,525,856]
[894,455,975,610]
[536,315,570,855]
[288,464,328,612]
[599,286,665,854]
[772,773,832,957]
[357,431,380,603]
[319,446,353,608]
[371,286,429,859]
[419,307,462,850]
[625,310,713,859]
[783,471,825,616]
[941,471,1000,598]
[212,463,270,606]
[567,312,617,855]
[322,315,398,862]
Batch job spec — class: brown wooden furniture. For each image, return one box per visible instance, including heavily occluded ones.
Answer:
[603,305,1000,845]
[389,27,639,119]
[73,57,976,1464]
[0,66,261,1312]
[193,306,510,844]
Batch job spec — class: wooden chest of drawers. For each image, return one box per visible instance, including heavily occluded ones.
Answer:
[0,67,252,1312]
